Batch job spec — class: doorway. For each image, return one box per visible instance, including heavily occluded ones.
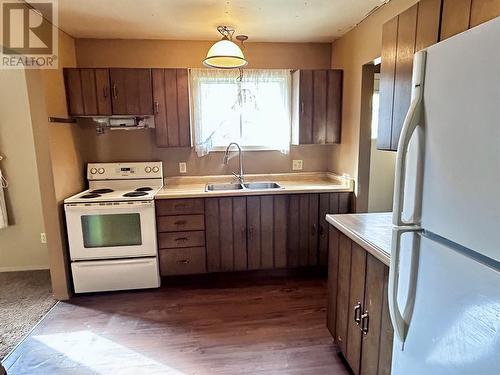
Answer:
[357,61,396,213]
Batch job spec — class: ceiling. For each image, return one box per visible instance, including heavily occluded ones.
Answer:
[31,0,389,43]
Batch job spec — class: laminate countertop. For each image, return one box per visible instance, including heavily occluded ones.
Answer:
[326,213,392,266]
[155,172,354,199]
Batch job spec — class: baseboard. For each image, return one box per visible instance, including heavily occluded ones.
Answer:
[0,265,49,272]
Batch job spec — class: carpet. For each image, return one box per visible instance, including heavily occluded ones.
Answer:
[0,270,56,360]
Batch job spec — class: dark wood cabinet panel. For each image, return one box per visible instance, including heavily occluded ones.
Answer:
[440,0,472,40]
[415,0,442,52]
[345,243,367,374]
[153,68,191,147]
[205,197,248,272]
[260,196,275,269]
[326,70,343,143]
[156,199,205,216]
[110,68,153,115]
[287,194,319,267]
[159,247,206,276]
[378,266,394,375]
[360,254,387,375]
[274,195,288,268]
[157,214,205,232]
[293,70,343,145]
[247,196,262,270]
[470,0,500,27]
[64,68,112,116]
[336,233,352,354]
[391,4,418,150]
[158,230,205,249]
[299,70,314,144]
[327,226,340,339]
[378,16,398,150]
[313,70,327,144]
[64,68,84,116]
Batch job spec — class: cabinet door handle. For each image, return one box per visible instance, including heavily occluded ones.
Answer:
[174,220,187,226]
[112,83,118,98]
[175,237,188,242]
[311,223,317,236]
[177,259,190,264]
[354,302,362,324]
[154,101,160,114]
[361,311,369,335]
[301,101,305,114]
[174,203,188,209]
[103,86,108,98]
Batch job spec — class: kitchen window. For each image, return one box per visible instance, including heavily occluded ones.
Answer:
[190,69,291,156]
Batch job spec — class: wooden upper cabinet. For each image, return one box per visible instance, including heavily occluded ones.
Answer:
[441,0,500,40]
[292,69,343,145]
[109,68,153,115]
[378,0,441,151]
[152,68,191,147]
[64,68,112,116]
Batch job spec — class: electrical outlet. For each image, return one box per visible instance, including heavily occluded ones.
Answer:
[179,162,187,174]
[40,232,47,244]
[292,160,303,171]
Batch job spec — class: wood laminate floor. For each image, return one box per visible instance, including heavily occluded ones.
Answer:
[2,274,349,375]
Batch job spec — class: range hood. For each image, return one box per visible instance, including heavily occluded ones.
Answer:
[93,116,155,131]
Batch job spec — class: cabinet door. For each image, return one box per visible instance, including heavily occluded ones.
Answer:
[152,68,191,147]
[469,0,500,28]
[312,70,327,144]
[110,68,153,115]
[299,70,314,144]
[391,4,418,150]
[327,226,340,338]
[64,68,84,116]
[360,254,389,375]
[336,233,352,355]
[440,0,472,40]
[95,68,112,115]
[326,70,343,143]
[205,197,247,272]
[345,243,367,374]
[287,194,319,267]
[246,195,288,270]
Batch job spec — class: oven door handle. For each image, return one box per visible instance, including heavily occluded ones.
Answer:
[65,201,154,211]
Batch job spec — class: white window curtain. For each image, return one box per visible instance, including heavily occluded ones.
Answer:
[189,69,291,157]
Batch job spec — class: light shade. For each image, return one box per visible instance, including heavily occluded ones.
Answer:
[203,39,248,69]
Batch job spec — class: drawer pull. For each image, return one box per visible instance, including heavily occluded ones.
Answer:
[354,302,362,324]
[174,203,188,208]
[103,87,108,98]
[361,311,369,334]
[177,259,190,264]
[175,237,188,242]
[311,223,317,236]
[174,220,187,226]
[112,83,118,98]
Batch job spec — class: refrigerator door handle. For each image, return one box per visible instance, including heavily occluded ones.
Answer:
[393,51,426,227]
[389,227,422,347]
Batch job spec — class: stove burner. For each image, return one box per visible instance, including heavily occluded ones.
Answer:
[123,191,148,197]
[81,193,101,199]
[90,188,114,194]
[135,187,153,192]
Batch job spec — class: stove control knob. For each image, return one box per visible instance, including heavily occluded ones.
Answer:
[98,168,105,174]
[90,168,97,175]
[145,166,152,173]
[152,166,159,173]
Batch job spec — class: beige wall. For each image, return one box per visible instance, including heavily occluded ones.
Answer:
[0,70,48,271]
[75,39,335,176]
[24,29,84,299]
[330,0,418,188]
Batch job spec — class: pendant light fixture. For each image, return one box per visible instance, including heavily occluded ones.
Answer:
[203,26,248,69]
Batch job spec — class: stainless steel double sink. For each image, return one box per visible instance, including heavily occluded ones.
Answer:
[206,182,283,192]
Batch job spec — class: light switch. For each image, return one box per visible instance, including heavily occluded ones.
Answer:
[179,162,187,174]
[292,160,303,170]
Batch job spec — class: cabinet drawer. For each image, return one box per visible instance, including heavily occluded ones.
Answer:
[159,247,206,276]
[157,215,205,232]
[156,199,205,215]
[158,231,205,249]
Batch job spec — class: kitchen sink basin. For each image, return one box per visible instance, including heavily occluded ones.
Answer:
[206,183,244,191]
[243,182,282,190]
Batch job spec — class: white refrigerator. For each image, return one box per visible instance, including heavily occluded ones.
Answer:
[389,17,500,375]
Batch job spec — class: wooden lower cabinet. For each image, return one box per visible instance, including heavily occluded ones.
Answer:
[328,229,393,375]
[157,193,353,276]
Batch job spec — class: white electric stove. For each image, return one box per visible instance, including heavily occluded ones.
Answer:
[64,162,164,293]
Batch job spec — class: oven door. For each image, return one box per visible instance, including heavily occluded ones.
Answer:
[65,200,157,260]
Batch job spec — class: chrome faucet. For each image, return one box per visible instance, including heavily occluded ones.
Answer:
[223,142,244,183]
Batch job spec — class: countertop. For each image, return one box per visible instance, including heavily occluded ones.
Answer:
[326,213,392,266]
[156,172,354,199]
